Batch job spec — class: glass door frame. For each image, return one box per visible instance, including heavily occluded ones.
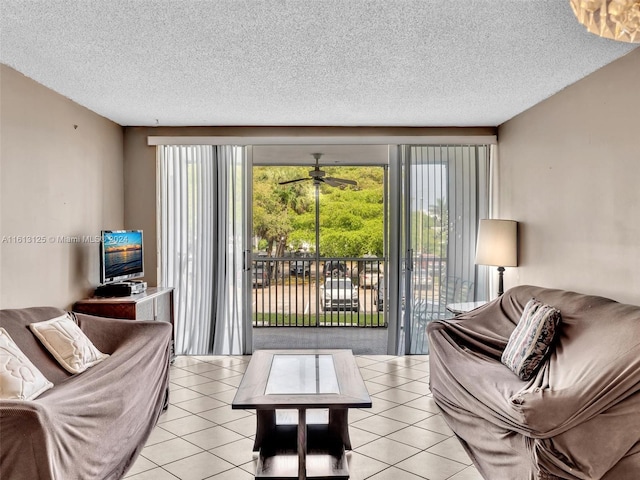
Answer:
[248,160,390,330]
[243,146,254,353]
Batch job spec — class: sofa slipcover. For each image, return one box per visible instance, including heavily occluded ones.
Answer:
[428,285,640,479]
[0,307,172,480]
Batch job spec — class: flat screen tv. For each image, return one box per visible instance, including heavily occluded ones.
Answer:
[100,230,144,284]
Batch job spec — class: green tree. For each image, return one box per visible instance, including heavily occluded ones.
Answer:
[253,167,314,256]
[410,198,448,257]
[253,166,385,258]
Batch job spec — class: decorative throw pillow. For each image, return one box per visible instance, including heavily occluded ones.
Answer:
[0,327,54,400]
[30,313,109,374]
[502,298,562,381]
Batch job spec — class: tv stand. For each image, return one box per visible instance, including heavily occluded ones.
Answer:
[73,287,174,361]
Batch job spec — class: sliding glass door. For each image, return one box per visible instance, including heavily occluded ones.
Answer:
[249,164,387,327]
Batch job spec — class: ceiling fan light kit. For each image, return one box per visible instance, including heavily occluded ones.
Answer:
[570,0,640,43]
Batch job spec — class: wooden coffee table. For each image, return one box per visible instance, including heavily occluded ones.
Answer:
[232,349,371,480]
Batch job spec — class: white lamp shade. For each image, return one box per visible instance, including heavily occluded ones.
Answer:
[475,219,518,267]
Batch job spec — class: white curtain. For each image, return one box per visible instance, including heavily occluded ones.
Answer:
[158,145,247,355]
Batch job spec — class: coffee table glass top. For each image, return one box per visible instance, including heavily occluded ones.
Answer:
[265,354,340,395]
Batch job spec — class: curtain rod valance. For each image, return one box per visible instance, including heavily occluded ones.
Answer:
[147,135,497,146]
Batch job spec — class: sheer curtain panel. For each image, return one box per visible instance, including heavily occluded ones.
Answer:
[158,145,247,355]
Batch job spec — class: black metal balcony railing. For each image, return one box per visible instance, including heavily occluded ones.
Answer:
[252,257,386,327]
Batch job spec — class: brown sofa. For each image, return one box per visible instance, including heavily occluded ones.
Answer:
[428,285,640,480]
[0,307,172,480]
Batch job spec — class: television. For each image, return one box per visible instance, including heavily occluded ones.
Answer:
[100,230,144,284]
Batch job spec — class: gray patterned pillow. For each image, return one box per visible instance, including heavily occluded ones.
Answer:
[502,298,562,380]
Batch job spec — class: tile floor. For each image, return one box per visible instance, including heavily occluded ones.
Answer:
[124,354,483,480]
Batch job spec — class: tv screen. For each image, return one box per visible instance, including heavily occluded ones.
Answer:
[100,230,144,284]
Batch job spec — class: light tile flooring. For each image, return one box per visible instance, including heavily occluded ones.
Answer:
[124,355,482,480]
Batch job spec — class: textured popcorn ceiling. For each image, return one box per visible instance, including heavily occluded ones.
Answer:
[0,1,637,127]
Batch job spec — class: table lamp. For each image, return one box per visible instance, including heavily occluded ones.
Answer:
[475,219,518,296]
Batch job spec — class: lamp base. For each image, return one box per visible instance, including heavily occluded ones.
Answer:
[497,266,505,296]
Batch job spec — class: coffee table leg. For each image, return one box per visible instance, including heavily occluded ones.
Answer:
[298,408,307,480]
[329,408,351,450]
[254,409,276,452]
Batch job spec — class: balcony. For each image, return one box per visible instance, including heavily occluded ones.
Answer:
[252,257,386,327]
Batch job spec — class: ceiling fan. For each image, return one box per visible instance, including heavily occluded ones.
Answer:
[278,153,357,187]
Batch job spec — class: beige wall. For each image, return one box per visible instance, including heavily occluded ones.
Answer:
[0,65,124,309]
[497,48,640,305]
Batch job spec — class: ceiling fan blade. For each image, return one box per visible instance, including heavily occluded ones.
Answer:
[324,177,357,187]
[322,178,341,187]
[279,178,310,185]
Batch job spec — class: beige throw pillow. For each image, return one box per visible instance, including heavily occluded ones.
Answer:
[30,313,109,374]
[0,327,54,400]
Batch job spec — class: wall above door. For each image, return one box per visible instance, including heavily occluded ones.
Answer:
[253,145,389,166]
